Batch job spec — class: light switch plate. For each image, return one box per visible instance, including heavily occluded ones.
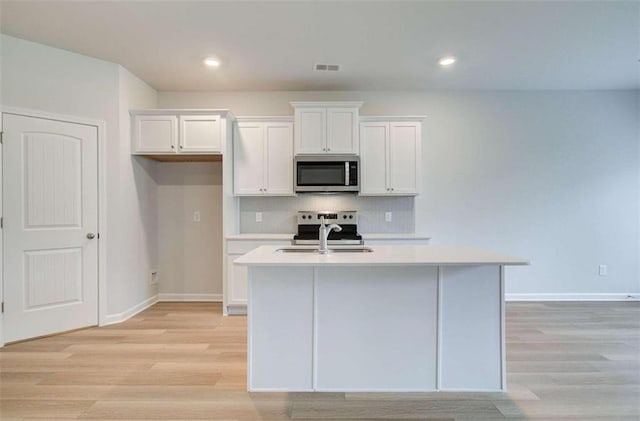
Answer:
[599,264,607,276]
[256,212,262,222]
[385,212,392,222]
[193,211,201,222]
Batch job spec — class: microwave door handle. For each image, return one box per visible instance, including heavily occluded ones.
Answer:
[345,162,349,186]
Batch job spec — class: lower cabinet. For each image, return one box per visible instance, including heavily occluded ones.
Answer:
[224,238,291,315]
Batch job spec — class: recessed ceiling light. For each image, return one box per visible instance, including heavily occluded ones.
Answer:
[438,56,457,67]
[203,57,221,68]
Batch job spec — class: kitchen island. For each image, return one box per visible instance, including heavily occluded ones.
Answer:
[235,244,528,392]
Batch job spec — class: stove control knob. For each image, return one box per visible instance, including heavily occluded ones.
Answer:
[343,215,347,219]
[302,215,306,219]
[349,215,354,219]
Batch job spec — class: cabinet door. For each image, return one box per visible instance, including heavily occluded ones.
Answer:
[359,122,389,195]
[227,255,248,306]
[264,122,294,195]
[327,108,358,154]
[234,123,265,195]
[179,115,221,153]
[389,122,421,195]
[295,108,326,154]
[133,115,177,153]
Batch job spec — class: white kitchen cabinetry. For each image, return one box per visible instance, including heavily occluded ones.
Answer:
[131,109,231,158]
[359,117,423,196]
[224,237,292,315]
[291,102,362,155]
[233,118,294,196]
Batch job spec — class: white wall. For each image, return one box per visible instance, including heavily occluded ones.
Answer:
[159,90,640,298]
[1,35,160,320]
[157,162,223,299]
[113,66,159,314]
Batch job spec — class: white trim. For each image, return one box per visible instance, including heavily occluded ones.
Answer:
[359,115,426,122]
[506,293,640,301]
[312,267,319,391]
[130,109,233,116]
[157,293,222,302]
[227,305,247,316]
[290,101,363,109]
[499,266,506,392]
[235,116,294,123]
[0,107,108,345]
[0,115,3,347]
[247,267,253,390]
[435,266,442,390]
[103,295,158,326]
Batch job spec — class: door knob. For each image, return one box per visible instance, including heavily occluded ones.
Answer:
[87,233,96,240]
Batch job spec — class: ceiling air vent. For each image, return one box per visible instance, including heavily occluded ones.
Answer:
[314,63,341,72]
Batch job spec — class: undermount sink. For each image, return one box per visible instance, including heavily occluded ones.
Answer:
[275,247,373,254]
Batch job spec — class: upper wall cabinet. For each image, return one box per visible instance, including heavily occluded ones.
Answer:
[233,117,294,196]
[291,102,362,155]
[359,117,424,196]
[131,109,233,159]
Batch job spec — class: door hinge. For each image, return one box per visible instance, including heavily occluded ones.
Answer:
[1,217,3,229]
[0,131,3,144]
[1,302,4,313]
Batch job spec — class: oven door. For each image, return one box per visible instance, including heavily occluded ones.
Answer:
[295,156,359,192]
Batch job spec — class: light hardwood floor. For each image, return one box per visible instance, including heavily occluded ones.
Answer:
[1,301,638,420]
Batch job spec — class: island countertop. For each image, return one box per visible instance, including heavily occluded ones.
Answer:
[234,244,529,267]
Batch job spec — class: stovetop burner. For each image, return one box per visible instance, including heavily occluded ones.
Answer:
[293,211,362,245]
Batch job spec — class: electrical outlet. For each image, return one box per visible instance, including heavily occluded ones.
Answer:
[385,212,392,222]
[150,271,158,285]
[256,212,262,222]
[193,211,201,222]
[599,265,607,276]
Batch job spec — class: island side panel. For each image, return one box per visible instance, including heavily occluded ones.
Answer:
[248,266,314,391]
[315,266,438,391]
[439,265,503,391]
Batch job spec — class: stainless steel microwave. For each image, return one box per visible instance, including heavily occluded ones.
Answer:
[294,155,359,193]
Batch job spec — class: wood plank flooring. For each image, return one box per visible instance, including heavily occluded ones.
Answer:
[1,301,638,420]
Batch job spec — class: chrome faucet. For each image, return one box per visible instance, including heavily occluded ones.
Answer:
[319,217,342,254]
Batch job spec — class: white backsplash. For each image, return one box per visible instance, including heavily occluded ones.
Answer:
[239,195,414,234]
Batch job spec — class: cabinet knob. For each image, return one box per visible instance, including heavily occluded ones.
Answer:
[179,145,183,149]
[86,233,96,240]
[171,145,175,149]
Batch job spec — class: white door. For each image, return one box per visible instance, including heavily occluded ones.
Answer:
[133,114,177,153]
[264,122,294,195]
[179,115,221,153]
[294,108,326,154]
[234,122,265,195]
[327,108,358,154]
[359,122,389,195]
[389,122,420,195]
[3,113,99,343]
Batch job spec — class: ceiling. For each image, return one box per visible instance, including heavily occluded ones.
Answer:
[1,1,638,91]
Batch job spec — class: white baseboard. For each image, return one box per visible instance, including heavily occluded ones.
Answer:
[157,293,222,302]
[506,293,640,301]
[103,295,159,326]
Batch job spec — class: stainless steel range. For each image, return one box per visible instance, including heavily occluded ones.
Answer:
[293,211,363,245]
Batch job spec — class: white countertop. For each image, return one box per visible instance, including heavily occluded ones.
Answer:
[226,233,431,241]
[234,244,529,267]
[226,233,294,241]
[363,233,431,240]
